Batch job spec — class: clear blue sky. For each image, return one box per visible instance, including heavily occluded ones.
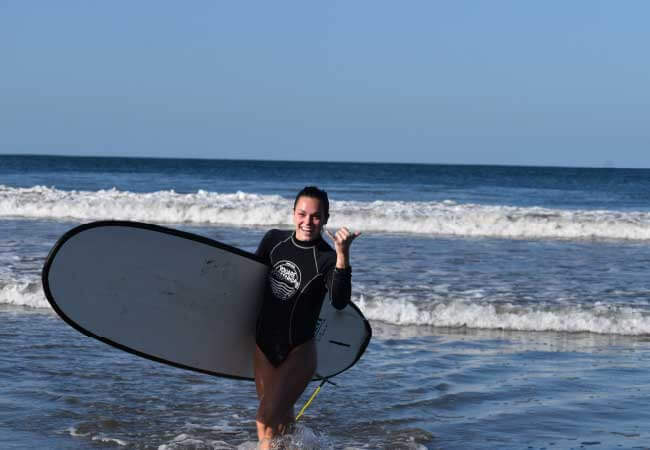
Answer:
[2,1,649,167]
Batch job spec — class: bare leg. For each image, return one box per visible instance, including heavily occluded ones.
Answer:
[254,340,317,447]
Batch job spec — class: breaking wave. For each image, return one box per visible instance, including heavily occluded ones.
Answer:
[5,185,650,240]
[356,294,650,336]
[0,279,48,308]
[4,276,650,336]
[2,185,650,241]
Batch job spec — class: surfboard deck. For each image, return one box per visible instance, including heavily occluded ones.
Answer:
[42,221,371,380]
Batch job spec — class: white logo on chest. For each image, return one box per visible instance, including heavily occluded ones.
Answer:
[269,260,301,301]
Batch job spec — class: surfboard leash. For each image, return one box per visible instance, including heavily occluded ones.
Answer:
[295,377,336,421]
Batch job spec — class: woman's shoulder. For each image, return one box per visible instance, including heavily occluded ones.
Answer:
[261,229,292,244]
[256,229,292,259]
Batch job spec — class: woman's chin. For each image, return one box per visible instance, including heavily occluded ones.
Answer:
[296,230,318,241]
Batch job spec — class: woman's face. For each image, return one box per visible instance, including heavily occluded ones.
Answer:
[293,196,326,241]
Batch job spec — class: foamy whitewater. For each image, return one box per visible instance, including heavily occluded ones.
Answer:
[2,155,650,448]
[4,185,650,241]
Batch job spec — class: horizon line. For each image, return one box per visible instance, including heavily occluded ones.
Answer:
[0,152,644,170]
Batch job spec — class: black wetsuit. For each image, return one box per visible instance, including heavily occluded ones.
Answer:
[255,229,351,367]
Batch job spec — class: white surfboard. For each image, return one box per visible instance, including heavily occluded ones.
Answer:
[42,221,371,380]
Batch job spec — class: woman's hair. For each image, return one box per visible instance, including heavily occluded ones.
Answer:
[294,186,330,221]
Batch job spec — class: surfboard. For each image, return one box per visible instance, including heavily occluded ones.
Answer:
[42,221,371,380]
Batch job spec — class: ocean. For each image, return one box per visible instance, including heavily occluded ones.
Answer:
[2,154,650,449]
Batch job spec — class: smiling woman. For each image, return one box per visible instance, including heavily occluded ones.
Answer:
[253,186,361,447]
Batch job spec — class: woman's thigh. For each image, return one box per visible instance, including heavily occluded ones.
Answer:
[254,340,317,418]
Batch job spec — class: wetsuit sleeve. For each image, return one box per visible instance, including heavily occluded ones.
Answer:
[326,266,352,310]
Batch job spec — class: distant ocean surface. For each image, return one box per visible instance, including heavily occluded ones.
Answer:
[2,154,650,449]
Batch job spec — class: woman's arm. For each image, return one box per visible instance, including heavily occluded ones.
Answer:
[327,266,352,310]
[325,227,361,309]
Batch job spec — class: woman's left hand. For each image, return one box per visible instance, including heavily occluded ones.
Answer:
[325,227,361,268]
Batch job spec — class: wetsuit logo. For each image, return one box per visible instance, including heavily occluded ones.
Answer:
[269,260,301,301]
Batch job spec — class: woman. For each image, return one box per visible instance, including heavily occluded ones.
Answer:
[254,186,360,446]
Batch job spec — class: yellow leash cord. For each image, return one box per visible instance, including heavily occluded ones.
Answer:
[295,378,331,421]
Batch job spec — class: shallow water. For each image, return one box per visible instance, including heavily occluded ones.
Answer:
[3,307,650,449]
[3,156,650,448]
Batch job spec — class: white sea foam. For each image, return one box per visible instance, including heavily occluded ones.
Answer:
[158,434,209,449]
[356,294,650,336]
[91,434,128,446]
[3,276,649,336]
[66,427,127,447]
[0,279,48,308]
[67,427,89,438]
[2,185,650,241]
[0,185,292,226]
